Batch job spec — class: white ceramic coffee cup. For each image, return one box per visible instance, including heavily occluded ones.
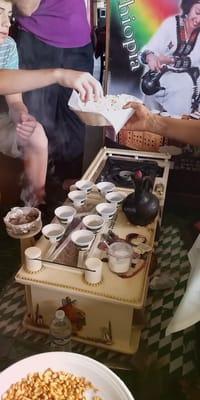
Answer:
[84,257,103,284]
[96,202,117,220]
[82,214,104,232]
[75,179,93,193]
[71,229,95,250]
[55,205,76,224]
[42,223,65,243]
[24,246,42,273]
[68,190,87,207]
[96,181,116,195]
[105,191,126,206]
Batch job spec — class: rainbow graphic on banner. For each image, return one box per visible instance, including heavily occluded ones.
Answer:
[108,1,200,117]
[108,0,190,97]
[110,0,180,48]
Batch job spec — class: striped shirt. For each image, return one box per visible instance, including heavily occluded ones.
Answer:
[0,36,18,69]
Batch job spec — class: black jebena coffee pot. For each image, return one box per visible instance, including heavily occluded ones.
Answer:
[122,170,159,226]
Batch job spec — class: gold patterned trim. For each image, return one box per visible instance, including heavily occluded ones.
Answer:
[23,265,45,275]
[82,276,104,286]
[16,271,145,305]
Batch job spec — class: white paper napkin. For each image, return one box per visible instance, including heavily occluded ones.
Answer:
[68,90,142,134]
[166,234,200,335]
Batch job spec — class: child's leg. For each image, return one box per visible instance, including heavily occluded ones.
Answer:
[22,123,48,205]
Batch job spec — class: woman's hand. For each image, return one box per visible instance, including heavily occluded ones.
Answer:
[146,53,173,71]
[146,53,162,71]
[158,54,174,66]
[55,69,104,102]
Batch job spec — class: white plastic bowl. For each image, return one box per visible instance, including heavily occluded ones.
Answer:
[0,352,134,400]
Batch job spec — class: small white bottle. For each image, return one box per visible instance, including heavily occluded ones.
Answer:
[49,310,72,352]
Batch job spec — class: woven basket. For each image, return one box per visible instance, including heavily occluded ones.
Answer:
[119,129,164,152]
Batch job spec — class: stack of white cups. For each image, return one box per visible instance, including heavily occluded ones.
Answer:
[24,246,42,273]
[84,257,103,285]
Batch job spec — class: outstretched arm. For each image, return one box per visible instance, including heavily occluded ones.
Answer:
[13,0,41,16]
[6,92,27,123]
[0,69,103,101]
[124,102,200,146]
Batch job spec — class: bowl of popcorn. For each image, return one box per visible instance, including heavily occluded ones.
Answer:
[0,352,134,400]
[4,206,41,236]
[68,91,141,133]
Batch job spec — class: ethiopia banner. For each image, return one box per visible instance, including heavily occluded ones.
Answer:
[108,0,200,115]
